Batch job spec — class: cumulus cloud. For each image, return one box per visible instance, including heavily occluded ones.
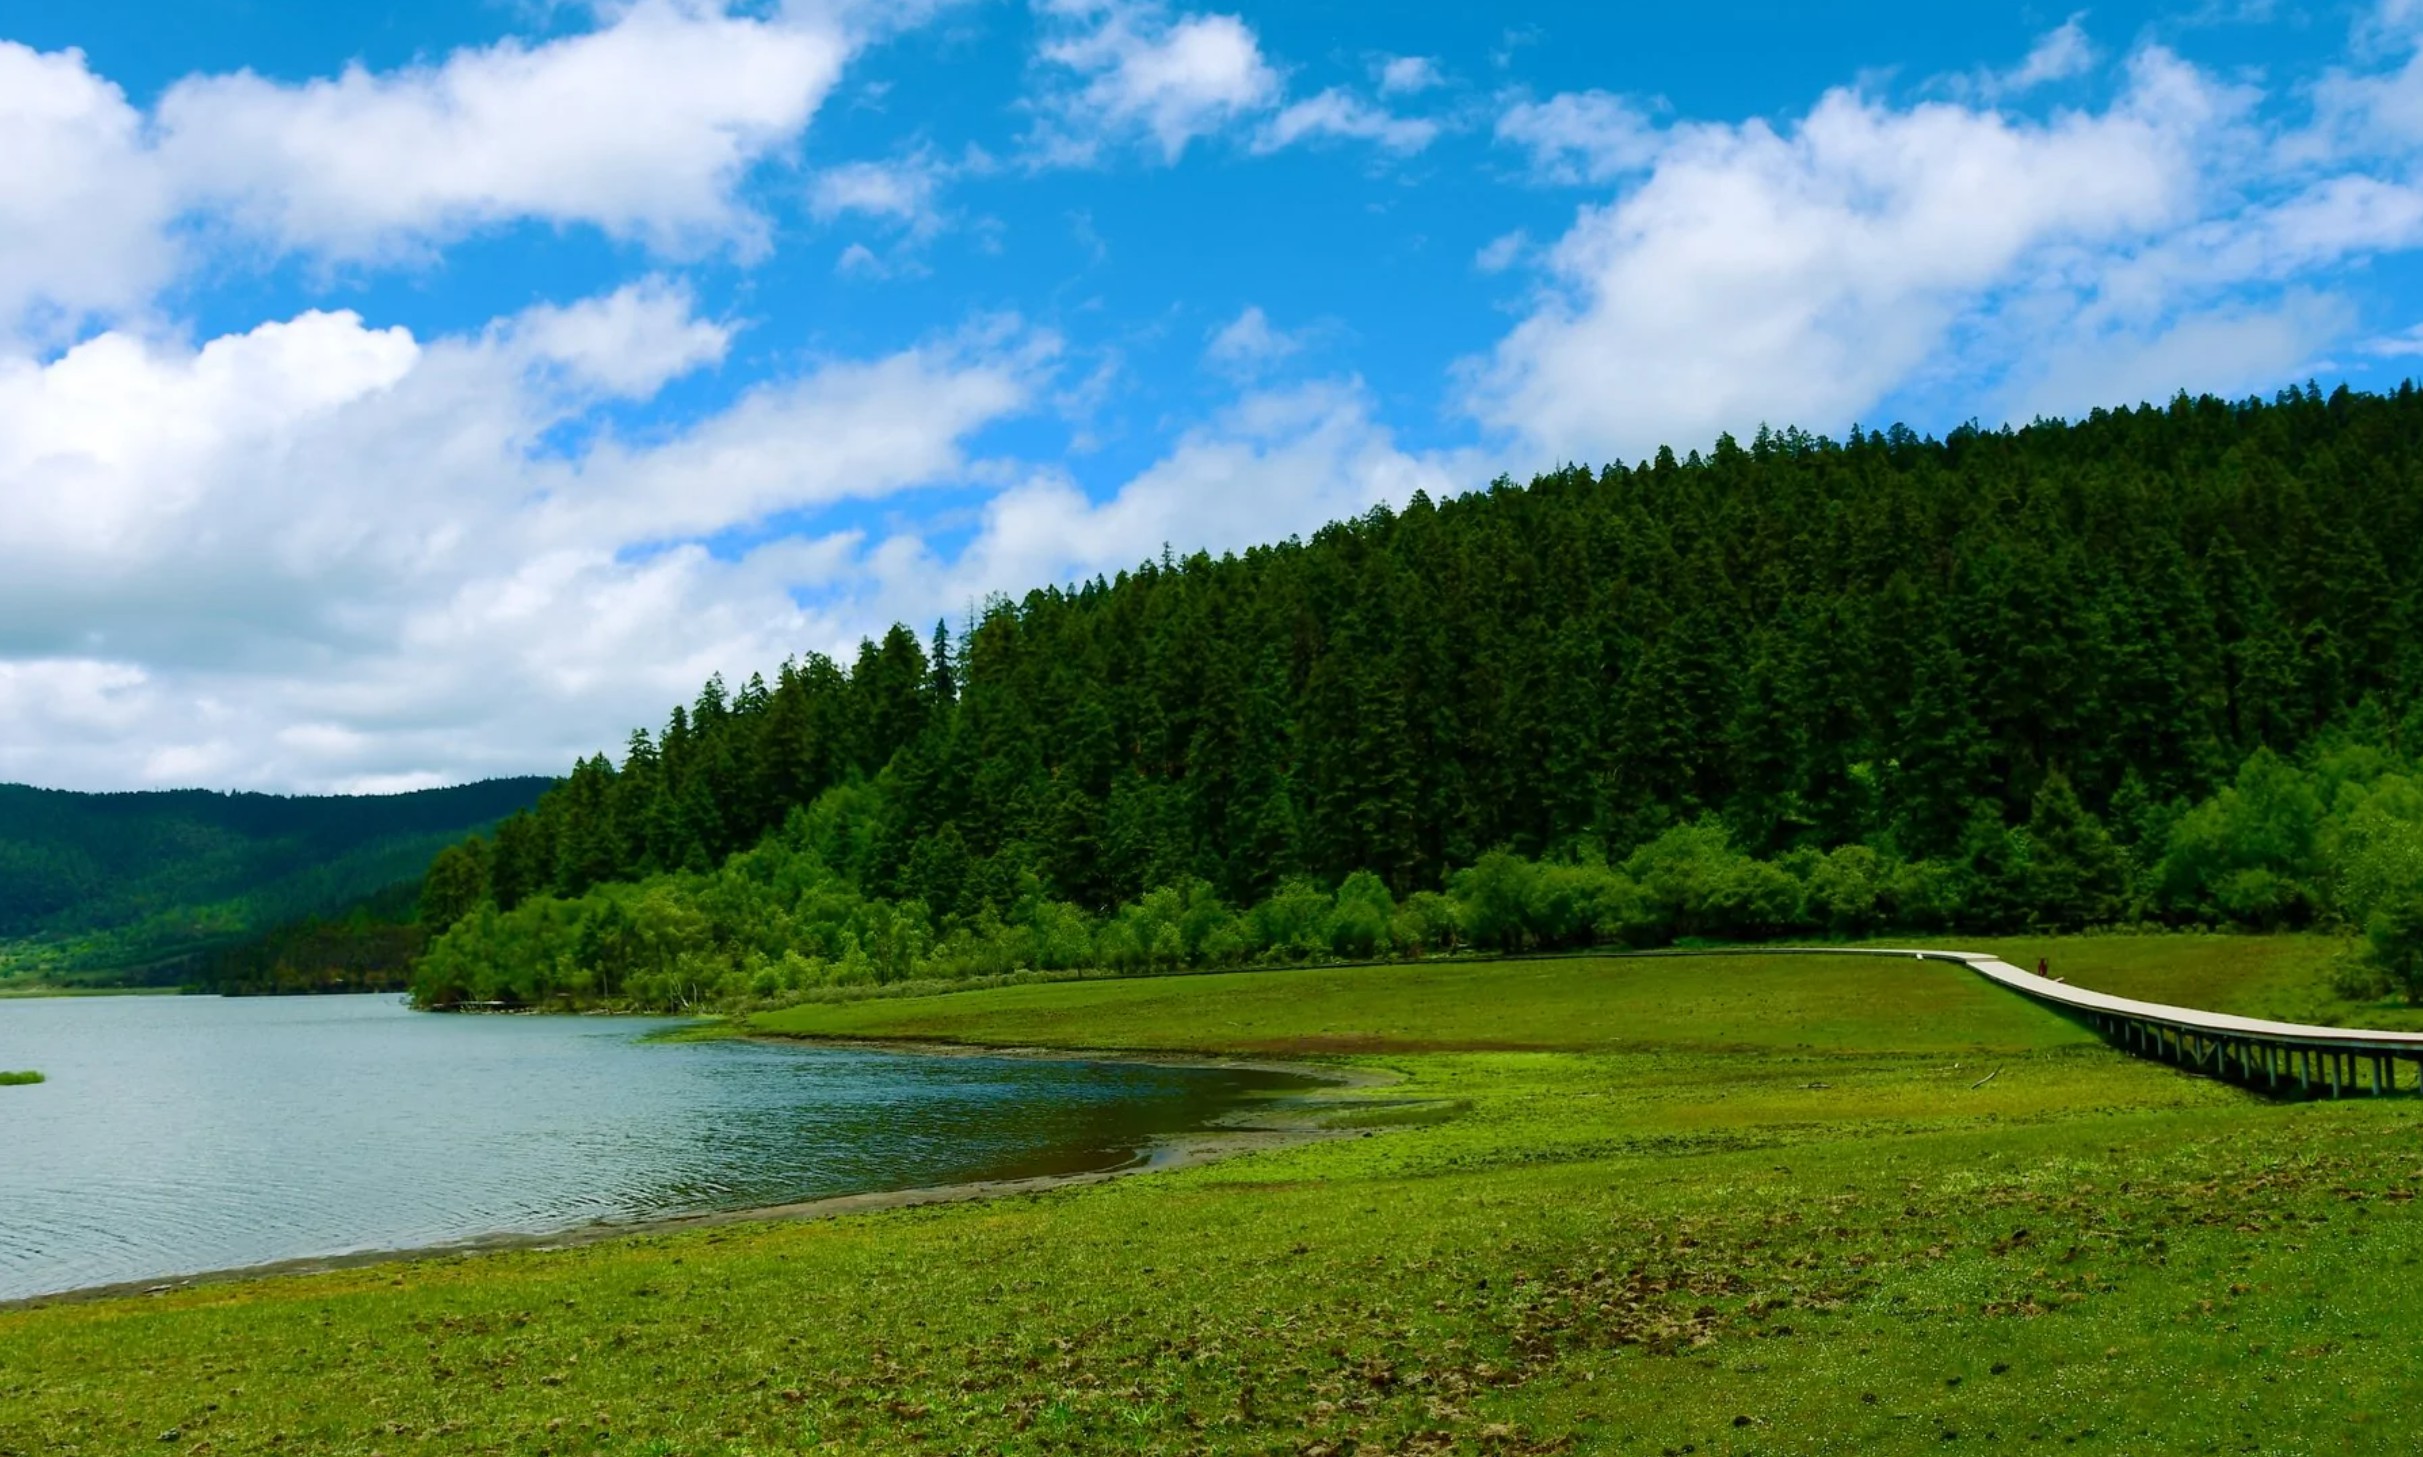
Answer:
[559,326,1049,545]
[1028,0,1280,164]
[0,295,1049,791]
[0,1,861,340]
[806,144,983,273]
[0,43,174,339]
[1375,55,1442,96]
[511,279,735,398]
[30,0,2423,798]
[154,0,849,262]
[2009,292,2350,419]
[0,301,1471,792]
[1027,0,1432,164]
[1203,305,1303,376]
[1469,49,2262,462]
[870,381,1476,614]
[810,150,952,232]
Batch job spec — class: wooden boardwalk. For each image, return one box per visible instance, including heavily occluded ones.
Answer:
[1938,948,2423,1098]
[1635,947,2423,1098]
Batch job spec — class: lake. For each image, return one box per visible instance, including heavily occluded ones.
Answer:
[0,993,1301,1302]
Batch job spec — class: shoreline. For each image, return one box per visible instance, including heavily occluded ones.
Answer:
[742,1029,1402,1087]
[0,1038,1390,1314]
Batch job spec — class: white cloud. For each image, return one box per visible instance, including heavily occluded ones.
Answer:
[2364,318,2423,354]
[881,381,1476,611]
[1375,55,1442,96]
[0,310,1481,792]
[154,0,849,262]
[0,0,865,335]
[1476,27,2423,458]
[1495,90,1665,184]
[809,148,960,231]
[1029,0,1279,164]
[0,43,174,339]
[1470,50,2248,463]
[806,145,978,274]
[1203,305,1302,375]
[2304,7,2423,160]
[1475,230,1529,274]
[835,241,889,278]
[1256,88,1437,154]
[1028,1,1429,165]
[561,325,1048,544]
[1987,17,2098,97]
[511,278,734,397]
[2009,292,2349,419]
[0,296,1048,791]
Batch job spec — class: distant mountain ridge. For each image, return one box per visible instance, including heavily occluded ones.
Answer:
[0,777,553,985]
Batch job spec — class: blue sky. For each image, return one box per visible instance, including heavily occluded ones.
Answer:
[2,0,2419,792]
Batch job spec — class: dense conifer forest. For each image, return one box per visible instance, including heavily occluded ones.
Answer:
[412,386,2423,1009]
[0,778,548,987]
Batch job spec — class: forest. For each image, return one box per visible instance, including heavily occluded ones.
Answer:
[410,385,2423,1010]
[0,778,548,988]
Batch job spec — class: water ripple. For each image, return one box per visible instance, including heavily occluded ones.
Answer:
[0,994,1298,1299]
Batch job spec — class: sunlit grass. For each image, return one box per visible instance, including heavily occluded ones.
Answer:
[750,948,2097,1056]
[8,937,2423,1454]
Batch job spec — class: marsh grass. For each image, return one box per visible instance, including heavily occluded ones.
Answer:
[9,938,2423,1454]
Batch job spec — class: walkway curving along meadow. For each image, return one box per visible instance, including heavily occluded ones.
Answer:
[1617,945,2423,1099]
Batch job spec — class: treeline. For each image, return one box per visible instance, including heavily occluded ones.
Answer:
[410,735,2423,1009]
[415,385,2423,1007]
[0,778,549,984]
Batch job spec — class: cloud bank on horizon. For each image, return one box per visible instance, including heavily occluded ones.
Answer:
[4,0,2423,793]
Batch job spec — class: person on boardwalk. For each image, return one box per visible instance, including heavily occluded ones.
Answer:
[2037,957,2049,977]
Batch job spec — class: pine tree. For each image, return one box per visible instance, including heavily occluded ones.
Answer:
[2020,773,2129,930]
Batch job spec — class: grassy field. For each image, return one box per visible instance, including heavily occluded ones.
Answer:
[8,937,2423,1454]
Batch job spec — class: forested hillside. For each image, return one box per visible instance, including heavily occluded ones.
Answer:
[414,386,2423,1009]
[0,778,550,986]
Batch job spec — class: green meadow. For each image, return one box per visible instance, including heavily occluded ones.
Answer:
[8,937,2423,1454]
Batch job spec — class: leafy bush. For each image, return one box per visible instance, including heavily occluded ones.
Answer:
[409,738,2423,1013]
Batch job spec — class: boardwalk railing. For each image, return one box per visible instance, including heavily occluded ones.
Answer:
[1625,946,2423,1098]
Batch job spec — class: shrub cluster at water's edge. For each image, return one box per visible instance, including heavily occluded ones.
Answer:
[0,1070,45,1086]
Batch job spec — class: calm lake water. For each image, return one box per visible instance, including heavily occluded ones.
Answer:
[0,994,1299,1301]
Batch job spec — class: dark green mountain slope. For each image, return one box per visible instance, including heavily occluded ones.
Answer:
[0,778,551,986]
